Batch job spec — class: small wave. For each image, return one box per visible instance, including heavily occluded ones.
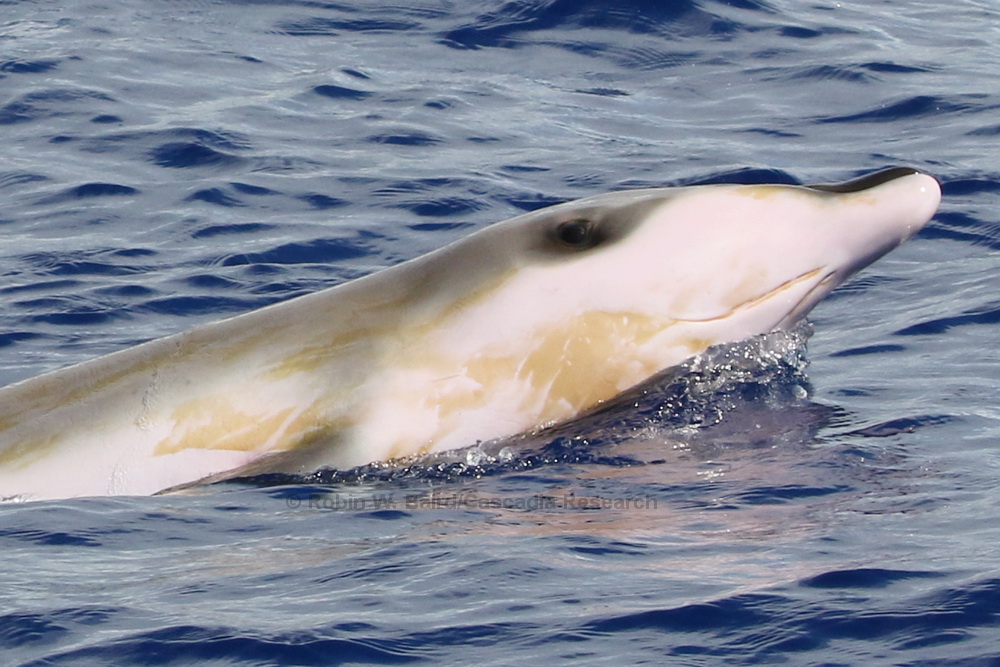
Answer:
[0,171,49,191]
[191,222,276,239]
[920,210,1000,251]
[35,182,139,205]
[0,88,115,126]
[275,16,424,36]
[313,84,374,101]
[840,415,955,438]
[185,187,246,207]
[392,196,488,217]
[441,0,702,49]
[817,95,974,124]
[758,64,874,84]
[218,237,373,267]
[13,622,428,666]
[367,131,443,147]
[894,302,1000,336]
[829,343,906,358]
[942,177,1000,196]
[137,295,264,317]
[299,193,350,210]
[802,568,945,589]
[149,142,245,170]
[0,58,60,74]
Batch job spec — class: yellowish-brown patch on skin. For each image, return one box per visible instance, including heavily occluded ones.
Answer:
[0,431,64,471]
[153,394,347,457]
[677,337,716,356]
[518,311,669,417]
[0,354,165,433]
[424,311,676,432]
[154,397,294,455]
[385,439,436,462]
[263,338,364,382]
[0,334,207,469]
[0,356,175,469]
[740,186,792,201]
[741,185,880,210]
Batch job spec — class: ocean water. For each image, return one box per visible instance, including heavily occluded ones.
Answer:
[1,0,999,664]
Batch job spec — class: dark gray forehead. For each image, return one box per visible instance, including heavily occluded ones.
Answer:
[489,190,678,262]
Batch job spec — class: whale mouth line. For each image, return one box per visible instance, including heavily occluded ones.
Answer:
[675,268,828,325]
[778,271,838,330]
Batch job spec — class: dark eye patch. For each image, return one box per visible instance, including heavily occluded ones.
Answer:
[529,199,657,262]
[555,219,595,248]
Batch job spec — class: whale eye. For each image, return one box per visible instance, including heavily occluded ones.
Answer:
[555,219,594,248]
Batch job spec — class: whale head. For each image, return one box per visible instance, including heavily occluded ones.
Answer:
[512,166,941,336]
[368,167,941,455]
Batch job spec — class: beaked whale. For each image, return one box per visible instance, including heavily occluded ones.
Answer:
[0,167,941,502]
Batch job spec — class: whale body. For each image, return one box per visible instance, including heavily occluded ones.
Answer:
[0,167,941,502]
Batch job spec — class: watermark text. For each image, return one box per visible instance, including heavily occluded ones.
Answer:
[283,490,657,512]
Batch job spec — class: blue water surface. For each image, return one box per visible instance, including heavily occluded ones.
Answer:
[2,0,999,665]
